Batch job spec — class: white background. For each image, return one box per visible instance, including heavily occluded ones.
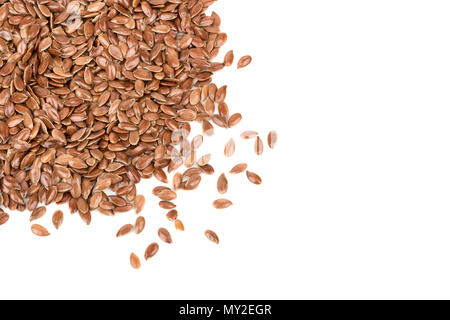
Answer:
[2,0,450,299]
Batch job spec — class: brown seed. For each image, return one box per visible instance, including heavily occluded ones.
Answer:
[30,206,46,222]
[159,201,176,210]
[52,210,64,230]
[157,189,177,201]
[255,136,264,155]
[135,216,145,234]
[224,50,234,66]
[230,163,248,174]
[217,173,228,194]
[174,220,185,231]
[31,224,50,237]
[0,212,9,226]
[134,195,145,214]
[213,199,233,209]
[116,224,134,237]
[158,228,173,244]
[228,113,242,128]
[144,243,159,260]
[268,130,278,149]
[130,253,141,269]
[224,138,235,157]
[246,171,262,185]
[205,230,220,244]
[240,131,259,139]
[166,209,178,221]
[237,55,252,69]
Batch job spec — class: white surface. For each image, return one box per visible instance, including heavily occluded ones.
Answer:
[2,0,450,299]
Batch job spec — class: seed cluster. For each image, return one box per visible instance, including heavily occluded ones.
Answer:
[0,0,275,269]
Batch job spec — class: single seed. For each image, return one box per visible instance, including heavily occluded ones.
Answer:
[213,199,233,209]
[30,206,46,222]
[224,50,234,66]
[116,224,134,237]
[224,138,235,157]
[255,136,264,155]
[134,195,145,214]
[130,253,141,269]
[175,220,185,231]
[0,212,9,226]
[159,201,176,209]
[217,173,228,194]
[205,230,220,244]
[237,55,252,69]
[135,216,145,234]
[144,243,159,260]
[246,171,262,185]
[240,131,258,139]
[52,210,64,230]
[31,224,50,237]
[166,209,178,221]
[230,163,248,174]
[158,228,173,244]
[268,130,278,149]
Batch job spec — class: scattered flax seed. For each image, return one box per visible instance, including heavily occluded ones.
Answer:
[135,217,146,235]
[175,220,185,231]
[29,206,46,222]
[237,55,252,69]
[52,210,64,230]
[224,139,236,157]
[228,113,242,128]
[213,199,233,209]
[240,131,259,139]
[116,224,134,238]
[0,0,274,266]
[246,171,262,185]
[158,228,173,244]
[205,230,220,244]
[159,201,176,210]
[130,253,141,270]
[31,224,50,237]
[134,195,146,214]
[0,212,9,226]
[268,131,278,149]
[230,163,248,174]
[145,243,159,260]
[255,136,264,155]
[166,210,178,222]
[217,174,229,194]
[224,50,234,66]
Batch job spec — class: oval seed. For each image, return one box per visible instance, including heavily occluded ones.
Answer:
[116,224,134,237]
[217,173,228,194]
[158,227,173,244]
[246,171,262,185]
[237,55,252,69]
[268,130,278,149]
[240,131,258,139]
[144,243,159,260]
[213,199,233,209]
[31,224,50,237]
[224,138,235,157]
[52,210,64,230]
[230,163,248,174]
[130,253,141,269]
[0,212,10,226]
[255,136,264,155]
[134,195,145,214]
[205,230,219,244]
[135,216,145,234]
